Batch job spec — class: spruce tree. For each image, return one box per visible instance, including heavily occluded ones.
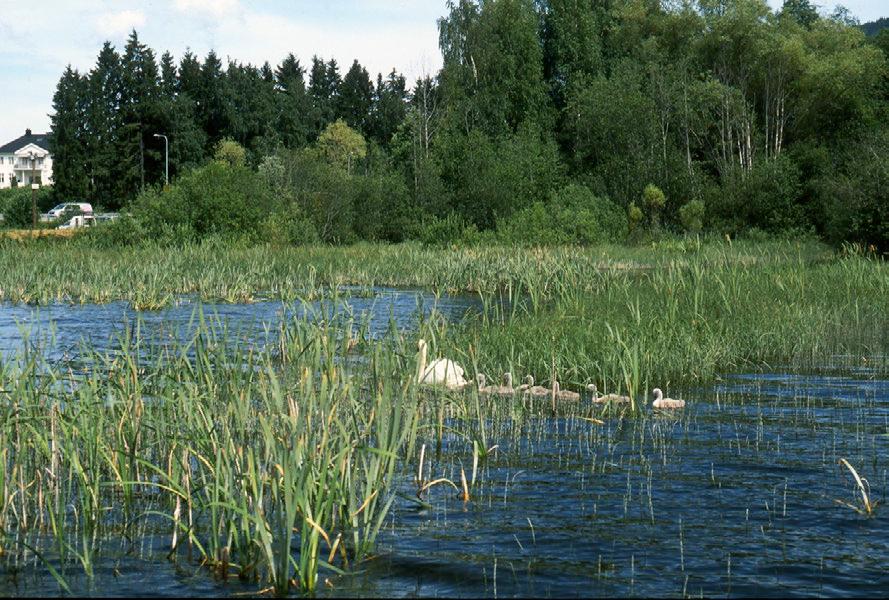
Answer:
[368,70,408,146]
[116,30,163,199]
[160,51,178,98]
[337,60,373,135]
[199,51,228,151]
[86,42,123,205]
[276,54,313,148]
[309,56,341,136]
[49,66,90,200]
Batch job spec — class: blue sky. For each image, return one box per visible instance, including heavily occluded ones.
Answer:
[0,0,885,146]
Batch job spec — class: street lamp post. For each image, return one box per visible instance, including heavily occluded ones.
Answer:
[153,134,169,187]
[29,151,37,229]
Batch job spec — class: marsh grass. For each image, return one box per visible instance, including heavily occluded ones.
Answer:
[0,308,433,594]
[0,238,887,595]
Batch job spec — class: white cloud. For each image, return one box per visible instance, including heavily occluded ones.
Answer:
[213,11,442,82]
[95,9,146,37]
[174,0,239,19]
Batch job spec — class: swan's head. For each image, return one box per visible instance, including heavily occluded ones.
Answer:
[525,375,534,386]
[417,339,427,352]
[652,388,663,401]
[477,373,487,388]
[587,384,598,395]
[504,372,513,387]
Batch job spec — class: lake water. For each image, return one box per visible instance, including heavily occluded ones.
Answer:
[0,287,484,365]
[0,293,886,598]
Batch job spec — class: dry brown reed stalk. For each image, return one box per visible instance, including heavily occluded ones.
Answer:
[460,468,470,502]
[836,458,878,516]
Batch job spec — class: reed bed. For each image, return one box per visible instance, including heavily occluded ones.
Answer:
[0,313,421,594]
[0,237,831,306]
[0,305,610,595]
[0,238,887,595]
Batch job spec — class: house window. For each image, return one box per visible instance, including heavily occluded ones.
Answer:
[0,173,4,183]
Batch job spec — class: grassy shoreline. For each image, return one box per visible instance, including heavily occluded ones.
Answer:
[0,237,884,389]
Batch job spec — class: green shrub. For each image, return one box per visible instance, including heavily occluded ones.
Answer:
[262,209,319,246]
[0,187,55,229]
[351,166,413,243]
[412,213,479,246]
[496,184,627,245]
[131,161,274,241]
[678,199,706,233]
[215,138,248,168]
[642,184,666,230]
[709,156,805,234]
[76,215,147,248]
[627,202,644,233]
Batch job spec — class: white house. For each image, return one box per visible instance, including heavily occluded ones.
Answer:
[0,129,53,190]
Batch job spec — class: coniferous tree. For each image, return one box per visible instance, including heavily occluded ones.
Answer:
[225,61,279,158]
[198,51,228,151]
[116,30,163,200]
[160,51,178,98]
[309,56,342,136]
[178,50,202,99]
[49,65,90,200]
[275,54,313,148]
[86,42,123,205]
[338,60,373,134]
[368,70,408,146]
[154,50,206,179]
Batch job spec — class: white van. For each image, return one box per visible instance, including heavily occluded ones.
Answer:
[46,203,93,219]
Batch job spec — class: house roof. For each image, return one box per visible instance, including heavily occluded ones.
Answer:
[0,129,51,154]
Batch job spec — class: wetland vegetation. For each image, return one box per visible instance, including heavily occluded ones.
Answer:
[0,238,887,596]
[1,0,887,595]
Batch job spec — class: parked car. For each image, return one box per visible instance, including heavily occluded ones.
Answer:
[46,203,93,219]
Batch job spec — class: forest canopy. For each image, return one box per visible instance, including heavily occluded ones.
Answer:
[45,0,889,249]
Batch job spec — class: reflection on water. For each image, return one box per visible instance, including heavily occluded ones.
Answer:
[0,287,484,363]
[0,293,887,597]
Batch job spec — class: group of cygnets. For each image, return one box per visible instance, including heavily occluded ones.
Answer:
[416,339,685,410]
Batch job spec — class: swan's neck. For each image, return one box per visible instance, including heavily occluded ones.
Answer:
[417,342,427,383]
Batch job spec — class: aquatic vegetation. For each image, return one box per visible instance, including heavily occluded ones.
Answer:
[0,238,887,596]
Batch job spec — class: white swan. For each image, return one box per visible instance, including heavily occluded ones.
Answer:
[416,339,470,390]
[588,384,632,404]
[652,388,685,409]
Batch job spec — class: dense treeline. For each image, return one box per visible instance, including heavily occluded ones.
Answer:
[861,17,889,37]
[45,0,889,249]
